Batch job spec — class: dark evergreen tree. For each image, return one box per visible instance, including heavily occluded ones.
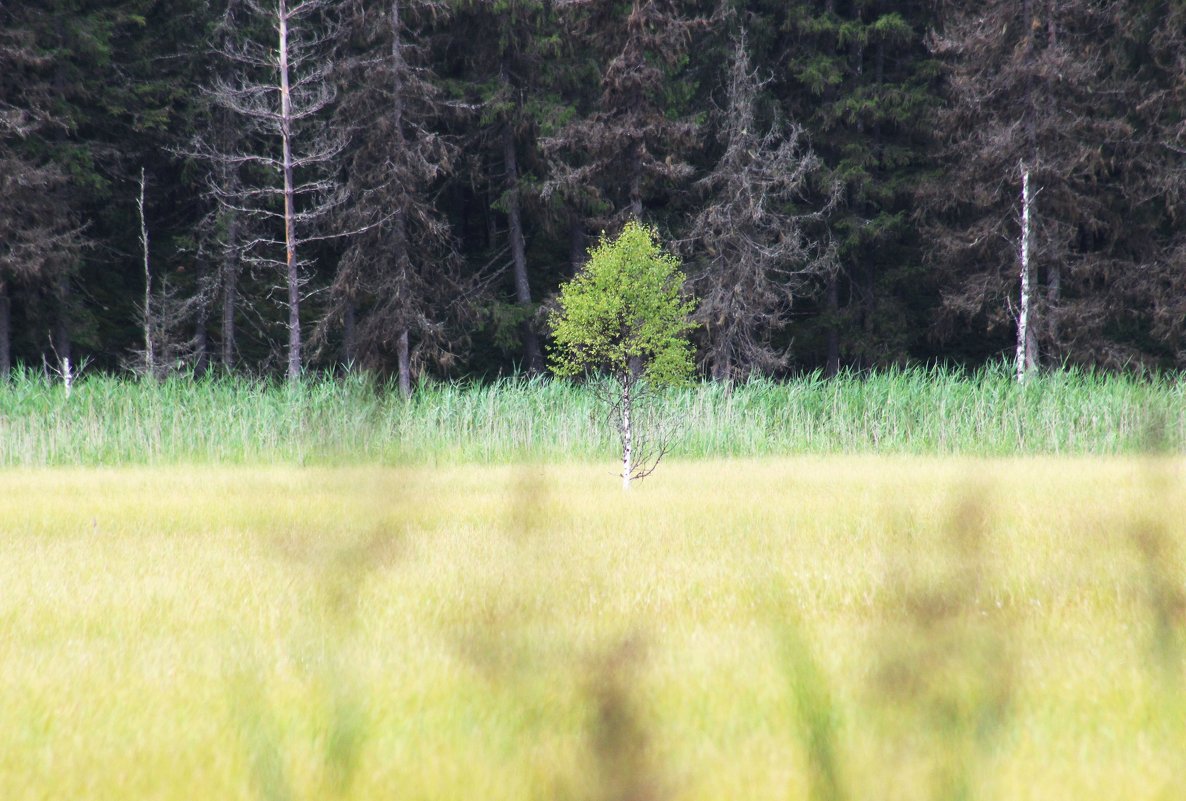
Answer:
[1110,1,1186,366]
[0,2,86,377]
[445,0,564,375]
[542,0,704,229]
[0,0,1181,378]
[320,0,466,395]
[928,0,1133,372]
[772,0,941,372]
[0,0,217,375]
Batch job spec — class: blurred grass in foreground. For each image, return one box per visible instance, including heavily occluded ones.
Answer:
[1,364,1185,465]
[2,457,1185,800]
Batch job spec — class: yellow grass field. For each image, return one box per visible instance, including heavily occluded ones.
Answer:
[2,458,1185,801]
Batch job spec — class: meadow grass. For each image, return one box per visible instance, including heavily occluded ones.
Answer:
[1,364,1184,465]
[2,458,1185,800]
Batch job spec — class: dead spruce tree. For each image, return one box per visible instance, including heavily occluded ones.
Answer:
[196,0,344,380]
[686,33,838,380]
[316,0,466,396]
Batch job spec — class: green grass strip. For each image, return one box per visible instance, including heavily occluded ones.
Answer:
[0,363,1182,466]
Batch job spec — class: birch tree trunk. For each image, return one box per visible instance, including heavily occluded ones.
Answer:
[1016,159,1037,381]
[279,0,301,381]
[53,274,71,370]
[621,378,633,490]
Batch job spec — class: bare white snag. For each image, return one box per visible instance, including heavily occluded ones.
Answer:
[47,346,73,397]
[190,0,344,379]
[1017,160,1036,382]
[138,167,154,378]
[278,0,301,381]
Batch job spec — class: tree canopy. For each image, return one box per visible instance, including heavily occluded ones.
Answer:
[2,1,1185,380]
[549,221,695,386]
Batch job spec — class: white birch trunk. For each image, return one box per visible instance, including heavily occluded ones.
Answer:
[1017,160,1035,383]
[621,380,633,490]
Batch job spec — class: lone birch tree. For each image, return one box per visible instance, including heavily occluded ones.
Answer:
[549,222,696,489]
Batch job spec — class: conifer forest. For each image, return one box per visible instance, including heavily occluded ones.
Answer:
[3,0,1184,383]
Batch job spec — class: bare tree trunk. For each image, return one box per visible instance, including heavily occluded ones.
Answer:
[503,123,542,374]
[1017,159,1037,381]
[621,378,633,490]
[628,144,643,219]
[1017,0,1039,381]
[342,299,356,367]
[0,281,10,380]
[1047,262,1060,362]
[221,224,239,370]
[391,0,417,395]
[138,167,155,378]
[396,328,411,398]
[202,0,341,380]
[825,275,840,377]
[194,256,210,376]
[279,0,301,381]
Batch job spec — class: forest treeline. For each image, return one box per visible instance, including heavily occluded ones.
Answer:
[2,0,1184,386]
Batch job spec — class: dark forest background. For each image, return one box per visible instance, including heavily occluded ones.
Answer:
[3,0,1185,385]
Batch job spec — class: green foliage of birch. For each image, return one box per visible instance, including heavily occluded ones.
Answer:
[549,222,696,386]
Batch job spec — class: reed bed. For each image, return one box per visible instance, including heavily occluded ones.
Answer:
[1,364,1183,465]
